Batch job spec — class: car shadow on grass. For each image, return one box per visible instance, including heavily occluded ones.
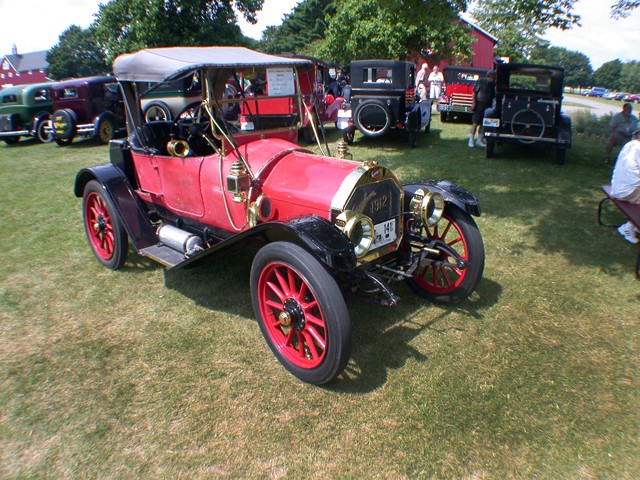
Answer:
[162,246,502,392]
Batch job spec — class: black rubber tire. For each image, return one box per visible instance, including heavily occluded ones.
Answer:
[143,101,172,122]
[555,148,566,165]
[440,112,449,122]
[250,241,351,385]
[35,118,53,143]
[82,180,128,270]
[95,116,115,144]
[406,205,485,304]
[52,108,77,142]
[55,137,73,146]
[486,138,495,158]
[354,100,392,138]
[409,130,418,148]
[342,127,355,145]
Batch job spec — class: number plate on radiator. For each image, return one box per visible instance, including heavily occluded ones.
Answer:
[374,219,396,247]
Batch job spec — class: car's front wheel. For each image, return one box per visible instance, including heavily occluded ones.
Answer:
[36,119,53,143]
[342,126,355,144]
[82,180,128,270]
[250,242,351,385]
[406,205,485,304]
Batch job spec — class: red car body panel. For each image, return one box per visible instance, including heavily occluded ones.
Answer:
[132,137,362,230]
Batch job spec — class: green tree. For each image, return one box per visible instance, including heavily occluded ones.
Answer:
[611,0,640,18]
[260,0,337,55]
[46,25,109,80]
[620,61,640,93]
[93,0,264,62]
[530,45,593,87]
[318,0,472,66]
[593,59,623,90]
[470,0,581,62]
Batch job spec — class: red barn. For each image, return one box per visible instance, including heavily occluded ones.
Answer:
[416,18,498,70]
[1,46,50,87]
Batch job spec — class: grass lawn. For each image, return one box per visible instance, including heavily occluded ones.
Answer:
[1,118,638,479]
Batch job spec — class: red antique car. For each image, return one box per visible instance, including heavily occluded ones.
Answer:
[74,47,485,384]
[51,75,126,146]
[437,66,489,123]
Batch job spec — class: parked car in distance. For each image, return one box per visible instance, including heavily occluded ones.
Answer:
[337,60,431,147]
[140,73,202,122]
[0,82,53,144]
[482,62,572,164]
[286,55,344,142]
[626,93,640,103]
[584,87,608,97]
[437,65,489,123]
[51,75,125,146]
[74,46,485,385]
[614,92,630,101]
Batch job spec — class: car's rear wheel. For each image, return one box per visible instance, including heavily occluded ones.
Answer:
[555,148,566,165]
[250,242,351,385]
[354,101,392,138]
[485,138,495,158]
[82,180,128,270]
[406,205,484,304]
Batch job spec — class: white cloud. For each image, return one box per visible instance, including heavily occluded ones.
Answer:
[543,0,640,69]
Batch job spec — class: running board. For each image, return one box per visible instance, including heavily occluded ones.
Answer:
[140,243,187,268]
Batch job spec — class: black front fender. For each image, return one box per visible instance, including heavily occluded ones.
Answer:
[404,180,481,217]
[176,215,357,273]
[74,164,157,249]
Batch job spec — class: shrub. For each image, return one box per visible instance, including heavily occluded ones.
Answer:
[571,109,611,138]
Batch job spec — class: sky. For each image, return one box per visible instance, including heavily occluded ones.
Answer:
[0,0,638,70]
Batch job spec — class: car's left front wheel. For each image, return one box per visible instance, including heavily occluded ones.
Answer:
[82,180,128,270]
[250,242,351,385]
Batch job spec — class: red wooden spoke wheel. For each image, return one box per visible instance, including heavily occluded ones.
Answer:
[251,242,350,384]
[82,180,128,270]
[406,206,484,304]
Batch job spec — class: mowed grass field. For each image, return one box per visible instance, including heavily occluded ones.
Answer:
[1,117,638,479]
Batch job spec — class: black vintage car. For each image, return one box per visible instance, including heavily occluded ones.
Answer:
[337,60,431,147]
[482,62,572,164]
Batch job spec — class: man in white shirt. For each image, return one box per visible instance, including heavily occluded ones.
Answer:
[427,65,444,99]
[415,63,429,88]
[611,129,640,243]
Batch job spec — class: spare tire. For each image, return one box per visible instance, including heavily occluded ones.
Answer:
[354,100,392,138]
[52,108,77,141]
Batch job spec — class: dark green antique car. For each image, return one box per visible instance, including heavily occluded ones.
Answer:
[0,82,53,144]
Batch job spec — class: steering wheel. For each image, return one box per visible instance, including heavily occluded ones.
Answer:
[175,101,212,137]
[174,101,219,155]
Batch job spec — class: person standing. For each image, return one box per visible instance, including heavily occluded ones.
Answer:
[415,63,429,88]
[468,70,496,148]
[604,102,638,164]
[428,65,444,100]
[611,129,640,243]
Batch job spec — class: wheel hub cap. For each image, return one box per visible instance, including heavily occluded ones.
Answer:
[281,298,305,330]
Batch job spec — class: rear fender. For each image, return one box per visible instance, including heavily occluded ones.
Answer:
[74,164,157,250]
[404,180,481,217]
